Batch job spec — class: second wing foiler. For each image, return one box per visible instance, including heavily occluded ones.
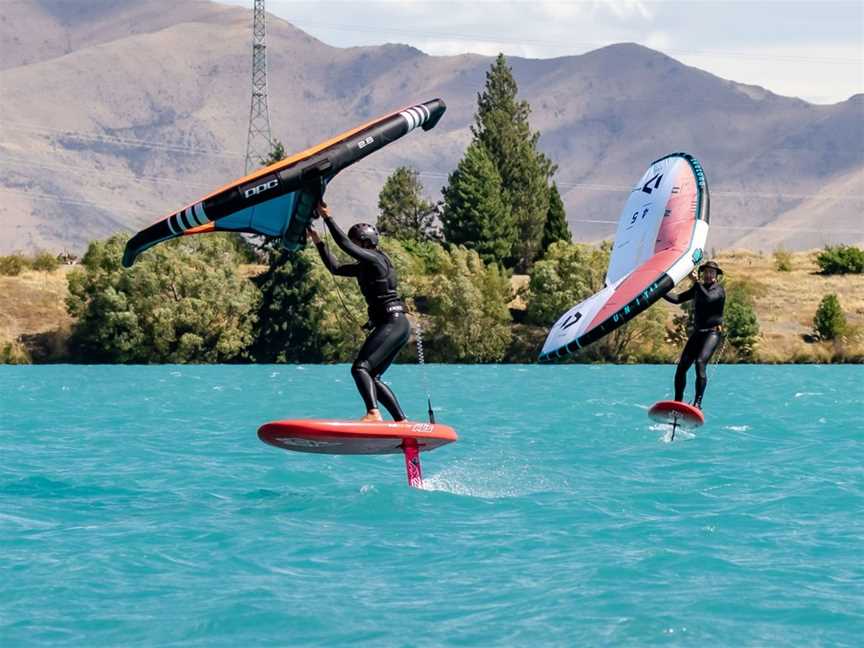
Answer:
[539,152,709,362]
[122,99,446,267]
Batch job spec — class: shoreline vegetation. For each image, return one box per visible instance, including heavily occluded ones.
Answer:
[2,246,862,366]
[2,55,862,366]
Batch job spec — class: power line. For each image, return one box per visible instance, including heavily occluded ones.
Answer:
[0,123,859,227]
[353,166,864,202]
[2,186,860,237]
[0,157,216,190]
[1,0,858,66]
[565,217,864,235]
[0,121,243,159]
[0,157,859,217]
[4,150,861,205]
[0,124,860,203]
[3,103,862,168]
[0,188,142,219]
[4,102,862,161]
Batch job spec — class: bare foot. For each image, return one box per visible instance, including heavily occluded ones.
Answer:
[360,410,383,422]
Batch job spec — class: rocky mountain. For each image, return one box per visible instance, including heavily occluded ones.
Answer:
[1,0,861,254]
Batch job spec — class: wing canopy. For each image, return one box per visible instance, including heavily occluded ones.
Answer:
[539,153,709,362]
[123,99,447,267]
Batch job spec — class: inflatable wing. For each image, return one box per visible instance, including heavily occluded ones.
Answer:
[539,152,709,362]
[123,99,447,267]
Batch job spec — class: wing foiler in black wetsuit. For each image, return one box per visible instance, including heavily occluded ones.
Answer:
[663,280,726,408]
[314,217,410,421]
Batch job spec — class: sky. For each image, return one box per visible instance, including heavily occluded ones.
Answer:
[218,0,863,104]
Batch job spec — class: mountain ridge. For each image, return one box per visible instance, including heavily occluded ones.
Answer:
[0,0,861,254]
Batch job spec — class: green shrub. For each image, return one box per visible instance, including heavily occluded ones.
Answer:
[725,277,768,307]
[813,293,846,340]
[0,254,29,276]
[773,248,793,272]
[425,246,512,362]
[67,234,259,363]
[31,251,60,272]
[253,244,368,364]
[524,241,608,326]
[725,298,760,358]
[816,245,864,274]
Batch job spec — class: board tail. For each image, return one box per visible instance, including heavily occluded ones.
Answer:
[402,438,423,488]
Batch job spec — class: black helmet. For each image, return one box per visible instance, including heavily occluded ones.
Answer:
[348,222,379,247]
[698,260,724,276]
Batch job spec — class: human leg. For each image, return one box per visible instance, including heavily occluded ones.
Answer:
[369,316,410,420]
[674,333,701,401]
[693,331,722,408]
[351,315,409,420]
[352,326,390,419]
[373,343,409,421]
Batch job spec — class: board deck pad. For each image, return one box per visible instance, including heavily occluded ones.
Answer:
[258,419,458,455]
[648,400,705,428]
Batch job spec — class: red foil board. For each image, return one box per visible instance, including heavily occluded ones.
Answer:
[648,401,705,428]
[258,419,458,455]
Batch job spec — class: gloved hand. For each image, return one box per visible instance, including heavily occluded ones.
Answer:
[314,201,330,220]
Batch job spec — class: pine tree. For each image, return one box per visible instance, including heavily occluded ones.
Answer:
[541,183,570,254]
[813,293,846,340]
[376,166,438,241]
[440,142,513,265]
[251,249,324,363]
[471,53,554,271]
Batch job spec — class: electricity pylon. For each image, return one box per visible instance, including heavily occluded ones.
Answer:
[244,0,273,173]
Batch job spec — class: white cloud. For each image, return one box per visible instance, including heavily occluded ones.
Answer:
[595,0,653,20]
[678,43,864,103]
[644,30,671,52]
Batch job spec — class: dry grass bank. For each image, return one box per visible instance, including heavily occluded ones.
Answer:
[713,250,864,362]
[0,267,74,361]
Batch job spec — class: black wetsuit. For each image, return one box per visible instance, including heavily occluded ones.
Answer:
[663,281,726,407]
[315,218,410,420]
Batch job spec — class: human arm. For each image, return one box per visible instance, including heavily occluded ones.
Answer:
[308,226,360,277]
[663,284,695,304]
[317,203,380,264]
[662,269,698,304]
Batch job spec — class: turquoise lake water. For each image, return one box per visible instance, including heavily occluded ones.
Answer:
[1,365,862,646]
